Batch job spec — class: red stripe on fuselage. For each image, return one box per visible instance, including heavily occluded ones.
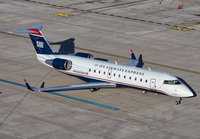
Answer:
[53,68,169,96]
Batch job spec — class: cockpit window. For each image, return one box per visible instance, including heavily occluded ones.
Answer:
[164,80,181,85]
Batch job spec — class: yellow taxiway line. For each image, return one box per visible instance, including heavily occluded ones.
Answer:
[23,0,196,31]
[187,24,200,28]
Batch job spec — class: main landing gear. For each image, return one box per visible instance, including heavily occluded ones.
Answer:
[90,88,100,92]
[175,97,182,105]
[142,91,147,94]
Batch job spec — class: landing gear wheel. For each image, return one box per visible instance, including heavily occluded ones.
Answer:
[142,91,147,94]
[175,97,182,105]
[90,88,99,92]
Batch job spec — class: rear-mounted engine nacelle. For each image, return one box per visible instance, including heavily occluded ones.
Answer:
[75,52,93,59]
[45,58,72,70]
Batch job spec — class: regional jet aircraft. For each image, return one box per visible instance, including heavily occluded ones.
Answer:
[8,25,196,105]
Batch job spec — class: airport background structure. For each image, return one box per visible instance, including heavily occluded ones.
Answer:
[0,0,200,138]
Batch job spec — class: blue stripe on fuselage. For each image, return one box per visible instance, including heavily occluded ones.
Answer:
[60,70,167,95]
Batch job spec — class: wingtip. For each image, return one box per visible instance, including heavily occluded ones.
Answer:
[24,79,27,83]
[24,79,34,91]
[130,49,133,53]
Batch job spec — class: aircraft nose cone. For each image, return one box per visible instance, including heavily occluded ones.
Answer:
[188,90,197,97]
[181,86,196,97]
[187,91,194,97]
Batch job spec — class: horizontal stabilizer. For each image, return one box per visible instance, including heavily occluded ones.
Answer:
[8,29,36,34]
[8,25,43,34]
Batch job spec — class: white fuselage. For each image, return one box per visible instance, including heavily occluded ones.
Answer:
[36,54,194,98]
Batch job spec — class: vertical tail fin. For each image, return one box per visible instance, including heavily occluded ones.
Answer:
[8,25,55,54]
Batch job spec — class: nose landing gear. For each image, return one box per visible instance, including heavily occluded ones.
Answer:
[176,97,182,105]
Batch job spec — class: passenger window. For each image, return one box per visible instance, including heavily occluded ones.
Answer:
[135,77,137,81]
[99,71,101,74]
[140,79,142,82]
[89,69,91,72]
[94,70,96,73]
[124,75,126,79]
[145,80,147,83]
[119,74,121,78]
[113,73,116,77]
[129,77,131,80]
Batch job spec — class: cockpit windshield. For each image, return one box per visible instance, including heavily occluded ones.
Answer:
[163,80,181,85]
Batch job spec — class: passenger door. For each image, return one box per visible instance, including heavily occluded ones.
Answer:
[150,79,156,89]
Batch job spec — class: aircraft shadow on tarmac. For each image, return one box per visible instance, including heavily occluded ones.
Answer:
[50,38,109,62]
[50,38,75,54]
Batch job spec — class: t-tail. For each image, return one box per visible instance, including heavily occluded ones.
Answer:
[8,25,55,54]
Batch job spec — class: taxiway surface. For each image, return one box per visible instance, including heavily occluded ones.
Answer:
[0,0,200,138]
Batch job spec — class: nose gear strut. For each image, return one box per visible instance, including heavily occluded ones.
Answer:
[176,97,182,105]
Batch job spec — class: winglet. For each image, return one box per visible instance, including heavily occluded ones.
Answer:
[40,82,45,88]
[137,54,144,68]
[130,49,136,60]
[24,79,34,91]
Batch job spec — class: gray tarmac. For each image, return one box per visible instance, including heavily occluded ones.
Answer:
[0,0,200,138]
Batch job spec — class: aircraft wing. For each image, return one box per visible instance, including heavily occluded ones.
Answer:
[24,80,116,92]
[126,50,144,68]
[126,59,139,67]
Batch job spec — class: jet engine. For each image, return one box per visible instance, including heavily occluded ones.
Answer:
[45,58,72,70]
[75,52,93,59]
